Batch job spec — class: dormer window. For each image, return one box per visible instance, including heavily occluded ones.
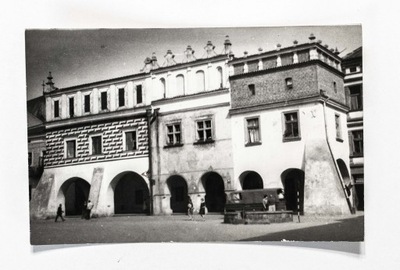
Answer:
[248,84,255,95]
[349,66,357,73]
[285,78,293,90]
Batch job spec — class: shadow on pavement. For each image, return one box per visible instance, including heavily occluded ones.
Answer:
[240,215,364,242]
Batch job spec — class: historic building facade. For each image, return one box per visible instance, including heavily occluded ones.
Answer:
[29,34,356,218]
[342,47,363,211]
[228,36,354,215]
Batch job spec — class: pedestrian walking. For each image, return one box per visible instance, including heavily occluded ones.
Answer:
[187,196,194,220]
[81,201,87,219]
[86,200,94,220]
[199,198,207,221]
[55,204,65,222]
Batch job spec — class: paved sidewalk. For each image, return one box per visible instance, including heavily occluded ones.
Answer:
[30,212,364,245]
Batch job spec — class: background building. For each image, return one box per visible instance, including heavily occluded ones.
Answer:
[342,47,364,211]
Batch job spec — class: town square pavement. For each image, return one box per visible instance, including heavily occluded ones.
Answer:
[30,212,364,245]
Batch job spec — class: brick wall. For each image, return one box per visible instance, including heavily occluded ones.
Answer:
[44,118,148,167]
[230,63,345,109]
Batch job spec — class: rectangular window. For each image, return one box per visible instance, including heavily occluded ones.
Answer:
[285,78,293,90]
[335,114,342,140]
[248,84,255,95]
[101,91,108,110]
[136,85,143,104]
[283,112,300,140]
[349,85,363,111]
[84,94,90,113]
[166,123,182,145]
[349,130,363,157]
[125,131,137,151]
[118,88,125,107]
[54,100,60,118]
[69,97,74,117]
[246,118,261,144]
[91,136,102,155]
[196,119,213,142]
[66,140,76,159]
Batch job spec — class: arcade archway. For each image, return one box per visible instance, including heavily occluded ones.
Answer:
[111,171,150,214]
[239,171,264,190]
[201,172,226,212]
[167,175,188,213]
[59,177,90,216]
[281,168,305,214]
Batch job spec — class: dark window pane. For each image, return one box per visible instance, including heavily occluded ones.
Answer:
[175,134,181,144]
[84,95,90,113]
[54,100,59,118]
[136,85,143,104]
[118,88,125,107]
[69,97,74,117]
[198,130,204,140]
[101,92,108,110]
[92,136,102,155]
[125,131,137,150]
[66,141,76,158]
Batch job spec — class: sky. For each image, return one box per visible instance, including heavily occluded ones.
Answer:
[25,25,362,100]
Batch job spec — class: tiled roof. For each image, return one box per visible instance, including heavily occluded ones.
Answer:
[27,96,45,121]
[343,47,362,60]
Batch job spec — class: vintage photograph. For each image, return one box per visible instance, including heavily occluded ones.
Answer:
[26,26,363,244]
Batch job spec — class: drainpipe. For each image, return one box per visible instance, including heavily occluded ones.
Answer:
[146,109,154,215]
[321,91,354,214]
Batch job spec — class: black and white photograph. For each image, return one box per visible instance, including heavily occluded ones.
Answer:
[26,26,363,244]
[2,0,400,269]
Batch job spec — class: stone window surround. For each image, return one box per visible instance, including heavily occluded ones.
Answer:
[52,97,61,119]
[67,94,75,118]
[82,91,92,115]
[123,128,138,152]
[282,110,301,142]
[164,121,183,148]
[194,115,214,144]
[89,133,103,156]
[64,136,78,159]
[244,115,262,147]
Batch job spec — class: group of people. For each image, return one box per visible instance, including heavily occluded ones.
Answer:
[262,190,285,211]
[54,199,94,222]
[187,196,207,221]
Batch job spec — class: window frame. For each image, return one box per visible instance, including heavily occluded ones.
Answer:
[335,113,343,142]
[285,77,293,90]
[348,84,363,111]
[248,84,256,96]
[165,122,183,148]
[68,95,74,118]
[83,93,91,114]
[100,90,108,111]
[282,110,301,142]
[53,98,60,119]
[89,134,103,156]
[118,87,126,108]
[245,116,262,146]
[64,138,77,159]
[136,84,143,104]
[123,129,138,152]
[349,130,363,157]
[194,118,214,144]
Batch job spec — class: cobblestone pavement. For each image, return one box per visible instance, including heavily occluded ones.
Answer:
[30,212,364,245]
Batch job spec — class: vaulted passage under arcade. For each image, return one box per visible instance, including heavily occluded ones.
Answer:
[202,172,226,213]
[112,172,150,214]
[240,171,264,190]
[59,177,90,216]
[281,169,305,215]
[167,175,189,213]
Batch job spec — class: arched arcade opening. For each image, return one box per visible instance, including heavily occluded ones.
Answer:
[167,175,189,213]
[59,177,90,216]
[110,171,150,214]
[201,172,226,213]
[239,171,264,190]
[281,168,305,215]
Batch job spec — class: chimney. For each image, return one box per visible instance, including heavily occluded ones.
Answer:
[243,51,248,58]
[258,47,263,53]
[293,40,298,46]
[163,50,177,66]
[204,41,217,58]
[183,45,196,63]
[276,43,282,51]
[151,52,159,69]
[222,35,233,56]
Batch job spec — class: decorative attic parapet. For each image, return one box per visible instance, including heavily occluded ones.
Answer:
[221,35,234,58]
[182,45,196,63]
[203,41,217,58]
[228,34,343,77]
[163,50,177,67]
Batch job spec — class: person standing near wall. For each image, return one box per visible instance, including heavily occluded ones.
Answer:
[187,196,194,221]
[262,195,269,211]
[55,204,65,222]
[86,200,94,220]
[199,198,207,221]
[81,201,87,219]
[268,194,276,211]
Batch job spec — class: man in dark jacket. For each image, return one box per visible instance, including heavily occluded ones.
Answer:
[55,204,65,222]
